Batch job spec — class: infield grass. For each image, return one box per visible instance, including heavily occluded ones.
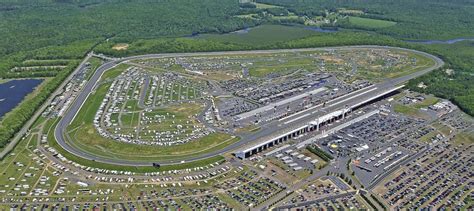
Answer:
[64,65,238,163]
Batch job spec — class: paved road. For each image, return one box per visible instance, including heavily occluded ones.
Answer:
[0,53,93,160]
[137,75,150,109]
[274,191,357,210]
[54,46,444,166]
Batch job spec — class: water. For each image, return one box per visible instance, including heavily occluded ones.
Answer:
[303,26,338,33]
[186,27,251,38]
[188,25,336,38]
[405,38,474,44]
[0,79,43,118]
[229,27,251,34]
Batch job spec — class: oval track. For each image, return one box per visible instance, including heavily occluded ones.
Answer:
[54,46,444,166]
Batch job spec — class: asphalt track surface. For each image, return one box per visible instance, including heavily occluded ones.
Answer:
[54,46,444,166]
[0,53,92,160]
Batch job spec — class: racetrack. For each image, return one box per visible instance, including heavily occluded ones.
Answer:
[54,46,444,167]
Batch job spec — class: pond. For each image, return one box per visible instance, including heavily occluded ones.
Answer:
[0,79,43,119]
[405,38,474,44]
[188,24,337,38]
[302,26,339,33]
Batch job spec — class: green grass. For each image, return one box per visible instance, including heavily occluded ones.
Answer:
[350,50,436,82]
[432,122,452,136]
[413,96,439,109]
[124,99,140,111]
[30,116,47,130]
[69,122,238,161]
[272,15,300,21]
[452,133,474,145]
[348,17,397,28]
[120,113,139,127]
[393,104,429,119]
[48,119,227,172]
[419,131,440,143]
[64,65,238,162]
[235,125,261,133]
[385,52,436,79]
[235,14,258,19]
[200,25,317,46]
[0,131,47,197]
[85,57,103,80]
[254,3,282,9]
[135,103,204,140]
[68,83,110,130]
[249,56,315,77]
[218,193,245,210]
[102,64,129,81]
[393,104,417,114]
[68,65,129,130]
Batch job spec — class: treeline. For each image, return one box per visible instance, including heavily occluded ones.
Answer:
[0,38,95,148]
[407,42,474,116]
[360,193,378,210]
[0,62,79,148]
[20,60,70,67]
[0,0,258,59]
[1,0,473,150]
[306,145,333,161]
[285,35,474,116]
[239,2,256,9]
[265,7,289,16]
[5,70,62,79]
[94,30,474,116]
[257,0,474,40]
[95,31,402,57]
[0,39,98,78]
[95,38,250,58]
[236,6,304,25]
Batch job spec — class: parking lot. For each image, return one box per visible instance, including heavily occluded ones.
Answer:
[93,67,210,146]
[374,124,473,209]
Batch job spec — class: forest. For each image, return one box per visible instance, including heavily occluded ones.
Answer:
[256,0,474,40]
[406,42,474,116]
[0,0,259,60]
[0,0,474,148]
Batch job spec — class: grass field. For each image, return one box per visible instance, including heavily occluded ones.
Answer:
[249,56,315,77]
[48,118,227,172]
[254,3,282,9]
[68,121,237,161]
[453,132,474,145]
[246,48,435,79]
[64,65,238,163]
[432,122,452,136]
[200,25,317,46]
[0,127,54,198]
[419,131,440,143]
[353,50,436,82]
[348,17,397,28]
[85,57,103,80]
[393,104,430,119]
[385,52,436,79]
[235,125,261,134]
[413,96,439,109]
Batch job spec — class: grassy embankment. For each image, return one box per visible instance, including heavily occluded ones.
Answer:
[47,119,227,172]
[63,64,238,163]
